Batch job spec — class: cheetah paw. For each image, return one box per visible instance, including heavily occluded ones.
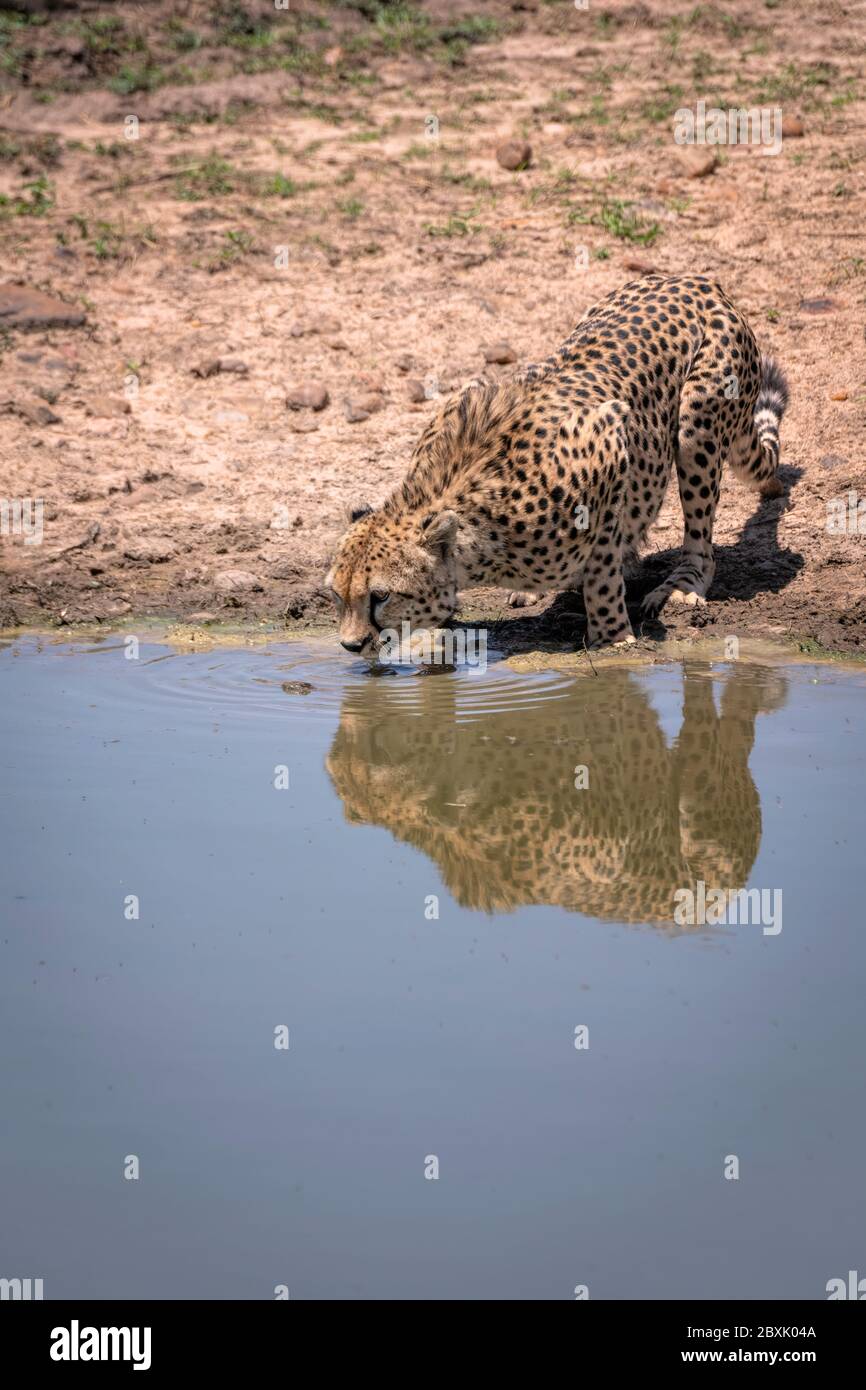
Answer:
[642,586,706,614]
[667,589,707,609]
[507,590,538,609]
[587,633,636,650]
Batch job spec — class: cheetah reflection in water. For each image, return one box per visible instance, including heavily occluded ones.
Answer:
[326,664,786,925]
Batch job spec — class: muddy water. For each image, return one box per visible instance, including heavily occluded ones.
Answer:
[1,636,865,1300]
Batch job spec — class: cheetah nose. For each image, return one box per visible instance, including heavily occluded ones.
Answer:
[341,636,370,653]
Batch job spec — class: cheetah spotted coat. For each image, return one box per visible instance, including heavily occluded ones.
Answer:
[328,273,788,651]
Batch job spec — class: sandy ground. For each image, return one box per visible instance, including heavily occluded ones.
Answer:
[1,0,864,653]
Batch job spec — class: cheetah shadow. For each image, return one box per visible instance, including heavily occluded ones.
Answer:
[473,466,805,650]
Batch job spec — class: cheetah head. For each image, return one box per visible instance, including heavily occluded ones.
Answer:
[326,503,459,658]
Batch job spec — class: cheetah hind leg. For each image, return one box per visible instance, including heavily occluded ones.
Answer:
[642,411,723,616]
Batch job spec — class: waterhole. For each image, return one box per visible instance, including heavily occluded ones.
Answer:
[1,636,864,1298]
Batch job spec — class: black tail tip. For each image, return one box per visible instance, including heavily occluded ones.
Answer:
[760,355,789,413]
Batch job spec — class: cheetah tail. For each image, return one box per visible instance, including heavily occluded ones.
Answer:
[754,355,789,472]
[732,354,790,498]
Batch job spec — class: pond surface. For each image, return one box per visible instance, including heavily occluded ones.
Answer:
[1,636,865,1300]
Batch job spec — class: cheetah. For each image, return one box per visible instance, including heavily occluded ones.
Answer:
[327,274,789,653]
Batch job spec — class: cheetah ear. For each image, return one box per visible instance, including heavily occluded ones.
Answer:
[419,508,458,553]
[346,501,373,525]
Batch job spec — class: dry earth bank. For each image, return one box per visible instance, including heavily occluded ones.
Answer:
[1,0,864,655]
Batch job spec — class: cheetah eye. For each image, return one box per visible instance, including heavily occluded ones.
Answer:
[371,590,390,606]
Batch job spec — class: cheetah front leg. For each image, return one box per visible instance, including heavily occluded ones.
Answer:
[583,532,635,648]
[567,398,636,648]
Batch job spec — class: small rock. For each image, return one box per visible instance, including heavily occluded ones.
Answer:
[214,568,263,595]
[83,417,127,437]
[801,297,838,314]
[453,250,490,269]
[395,354,414,373]
[289,316,341,337]
[57,604,98,626]
[0,283,86,331]
[290,419,319,433]
[17,400,61,426]
[351,371,385,393]
[192,358,221,379]
[269,560,304,580]
[676,147,718,178]
[86,395,131,418]
[407,379,427,403]
[324,337,349,351]
[829,389,849,401]
[282,680,314,695]
[483,342,517,365]
[344,392,385,423]
[123,539,177,564]
[496,140,532,171]
[284,586,329,620]
[781,115,805,138]
[286,382,330,412]
[191,356,249,379]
